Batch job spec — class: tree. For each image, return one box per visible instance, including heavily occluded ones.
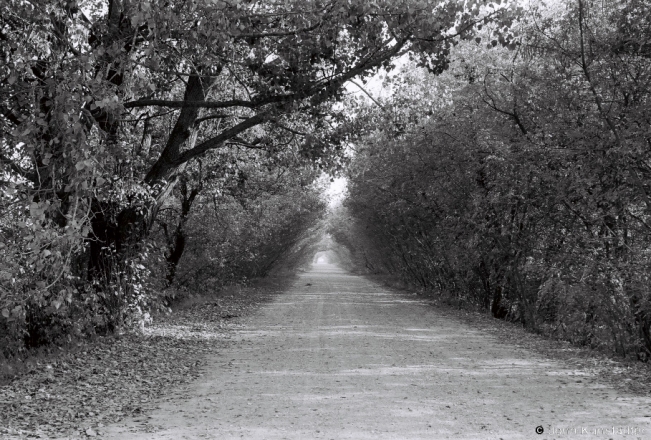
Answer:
[1,0,517,264]
[0,0,519,350]
[341,0,651,359]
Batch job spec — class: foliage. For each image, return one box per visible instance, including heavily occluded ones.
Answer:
[169,161,326,294]
[0,0,517,355]
[342,0,651,360]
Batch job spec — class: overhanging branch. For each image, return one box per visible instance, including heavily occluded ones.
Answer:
[142,36,409,183]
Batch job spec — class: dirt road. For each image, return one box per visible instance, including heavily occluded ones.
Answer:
[104,264,650,439]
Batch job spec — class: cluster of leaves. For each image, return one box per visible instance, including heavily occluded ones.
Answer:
[341,0,651,360]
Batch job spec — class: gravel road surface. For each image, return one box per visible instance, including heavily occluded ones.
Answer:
[103,264,651,439]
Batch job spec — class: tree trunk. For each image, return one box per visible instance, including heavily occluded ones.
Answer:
[164,176,201,286]
[166,228,186,286]
[491,279,509,319]
[87,200,147,282]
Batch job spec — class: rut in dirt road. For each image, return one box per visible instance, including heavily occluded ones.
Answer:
[104,264,651,439]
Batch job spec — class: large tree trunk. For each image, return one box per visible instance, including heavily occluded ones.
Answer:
[144,73,216,185]
[87,71,210,286]
[87,200,147,282]
[164,176,201,286]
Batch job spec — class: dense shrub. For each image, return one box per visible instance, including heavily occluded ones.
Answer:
[341,0,651,359]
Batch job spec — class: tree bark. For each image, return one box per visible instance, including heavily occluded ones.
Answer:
[165,176,201,286]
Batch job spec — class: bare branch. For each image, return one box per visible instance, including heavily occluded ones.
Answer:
[349,80,386,111]
[124,98,263,109]
[481,74,528,135]
[194,113,239,125]
[176,112,270,165]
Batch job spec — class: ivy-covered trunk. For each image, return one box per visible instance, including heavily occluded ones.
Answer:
[87,200,146,282]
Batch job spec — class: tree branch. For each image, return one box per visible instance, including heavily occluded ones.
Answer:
[176,112,271,165]
[126,37,408,111]
[272,121,309,136]
[194,113,238,125]
[143,72,215,184]
[144,36,409,183]
[578,0,621,147]
[349,80,386,111]
[124,98,263,109]
[482,74,528,135]
[233,21,323,40]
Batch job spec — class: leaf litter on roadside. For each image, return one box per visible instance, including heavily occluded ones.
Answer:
[0,284,281,439]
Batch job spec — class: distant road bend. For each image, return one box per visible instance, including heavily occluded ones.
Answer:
[105,263,650,439]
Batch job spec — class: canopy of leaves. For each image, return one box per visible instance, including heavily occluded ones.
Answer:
[1,0,523,356]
